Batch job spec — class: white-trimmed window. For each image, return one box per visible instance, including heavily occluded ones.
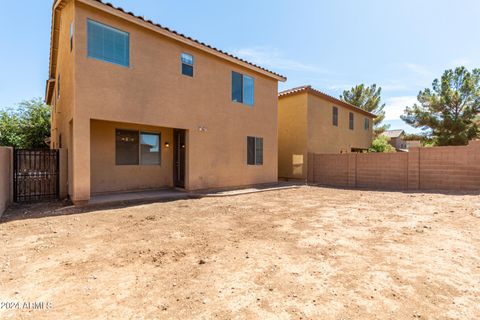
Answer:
[87,19,129,67]
[232,71,254,106]
[115,129,161,165]
[364,118,370,130]
[247,136,263,165]
[181,53,194,77]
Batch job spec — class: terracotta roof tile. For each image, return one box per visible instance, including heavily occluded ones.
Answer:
[279,85,377,118]
[382,129,405,138]
[90,0,286,80]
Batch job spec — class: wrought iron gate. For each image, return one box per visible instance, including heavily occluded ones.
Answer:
[13,149,59,202]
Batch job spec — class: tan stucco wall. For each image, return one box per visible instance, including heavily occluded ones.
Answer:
[90,120,174,194]
[278,93,308,179]
[0,147,13,216]
[307,94,373,154]
[50,0,76,200]
[278,93,374,180]
[52,1,280,202]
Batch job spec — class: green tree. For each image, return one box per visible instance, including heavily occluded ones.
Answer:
[340,84,389,135]
[0,98,51,148]
[401,67,480,146]
[369,135,396,153]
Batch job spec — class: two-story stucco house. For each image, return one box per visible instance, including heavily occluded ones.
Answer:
[278,86,375,180]
[46,0,286,204]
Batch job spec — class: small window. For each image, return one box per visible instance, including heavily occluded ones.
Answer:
[181,53,194,77]
[116,129,139,165]
[247,136,263,165]
[57,74,61,99]
[332,106,338,126]
[87,19,129,67]
[364,118,369,130]
[59,134,62,148]
[232,71,254,106]
[140,132,161,165]
[70,22,74,51]
[349,112,354,130]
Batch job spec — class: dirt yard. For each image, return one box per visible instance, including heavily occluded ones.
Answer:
[1,186,479,319]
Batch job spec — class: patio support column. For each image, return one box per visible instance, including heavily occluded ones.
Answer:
[71,117,91,204]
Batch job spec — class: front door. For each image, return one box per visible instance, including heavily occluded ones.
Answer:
[173,129,186,188]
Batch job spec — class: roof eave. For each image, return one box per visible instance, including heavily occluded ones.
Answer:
[279,87,377,118]
[75,0,286,82]
[46,0,68,103]
[45,79,56,105]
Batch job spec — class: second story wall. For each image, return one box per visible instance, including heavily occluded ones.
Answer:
[73,2,278,133]
[278,93,308,179]
[50,0,76,149]
[307,94,373,154]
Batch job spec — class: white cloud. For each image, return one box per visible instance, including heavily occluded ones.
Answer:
[404,63,433,78]
[381,83,409,92]
[384,96,418,120]
[231,47,331,74]
[327,84,355,90]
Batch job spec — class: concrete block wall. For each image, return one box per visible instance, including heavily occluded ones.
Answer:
[309,153,349,187]
[308,141,480,191]
[419,142,480,190]
[0,147,13,217]
[356,153,408,190]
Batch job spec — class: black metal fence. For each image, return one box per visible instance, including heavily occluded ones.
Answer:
[13,149,59,202]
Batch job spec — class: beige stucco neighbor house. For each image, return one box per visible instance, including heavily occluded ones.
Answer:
[278,86,375,180]
[382,129,407,150]
[46,0,286,204]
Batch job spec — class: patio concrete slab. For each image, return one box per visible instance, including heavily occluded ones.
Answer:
[89,189,192,206]
[196,182,305,197]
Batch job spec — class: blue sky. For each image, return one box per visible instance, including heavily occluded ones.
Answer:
[1,0,479,133]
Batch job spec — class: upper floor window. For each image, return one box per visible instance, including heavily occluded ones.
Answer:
[181,53,194,77]
[87,19,129,67]
[70,22,74,52]
[247,136,263,165]
[232,71,254,106]
[332,106,338,126]
[364,118,370,130]
[349,112,354,130]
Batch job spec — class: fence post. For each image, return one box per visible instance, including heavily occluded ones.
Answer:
[12,148,16,203]
[406,147,419,190]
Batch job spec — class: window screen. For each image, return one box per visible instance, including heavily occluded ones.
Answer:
[247,136,263,165]
[332,106,338,126]
[243,75,254,106]
[87,19,129,67]
[232,72,254,105]
[255,137,263,165]
[181,53,194,77]
[140,132,161,165]
[349,112,354,130]
[116,129,139,165]
[232,71,243,103]
[364,118,369,130]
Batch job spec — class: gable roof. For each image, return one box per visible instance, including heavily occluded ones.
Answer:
[46,0,286,103]
[382,129,405,138]
[278,85,377,118]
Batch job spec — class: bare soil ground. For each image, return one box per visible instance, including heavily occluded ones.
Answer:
[1,186,479,319]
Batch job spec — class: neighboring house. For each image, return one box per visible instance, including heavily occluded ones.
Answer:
[46,0,286,204]
[278,85,375,180]
[382,129,407,150]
